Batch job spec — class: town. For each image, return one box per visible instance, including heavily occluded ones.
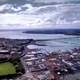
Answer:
[0,38,80,80]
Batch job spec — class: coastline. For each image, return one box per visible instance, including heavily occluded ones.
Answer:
[24,29,80,35]
[0,38,80,79]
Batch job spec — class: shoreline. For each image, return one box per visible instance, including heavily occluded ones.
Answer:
[0,38,80,80]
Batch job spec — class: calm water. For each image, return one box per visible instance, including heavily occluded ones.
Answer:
[0,30,80,52]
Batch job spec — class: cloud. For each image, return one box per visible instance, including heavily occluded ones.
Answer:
[0,0,80,5]
[34,0,80,3]
[0,4,80,29]
[0,0,80,29]
[0,0,7,2]
[0,0,28,5]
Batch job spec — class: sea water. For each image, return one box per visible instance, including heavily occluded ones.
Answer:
[0,30,80,52]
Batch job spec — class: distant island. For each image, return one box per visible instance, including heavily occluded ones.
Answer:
[24,29,80,35]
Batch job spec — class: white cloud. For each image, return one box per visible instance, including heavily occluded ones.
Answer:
[0,3,80,29]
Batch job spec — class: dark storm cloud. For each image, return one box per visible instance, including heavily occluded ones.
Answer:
[0,0,7,4]
[1,0,80,6]
[0,0,31,5]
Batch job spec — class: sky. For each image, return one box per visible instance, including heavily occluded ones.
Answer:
[0,0,80,29]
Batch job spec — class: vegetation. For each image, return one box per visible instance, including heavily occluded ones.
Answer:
[0,62,16,76]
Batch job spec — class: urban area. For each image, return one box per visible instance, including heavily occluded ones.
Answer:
[0,38,80,80]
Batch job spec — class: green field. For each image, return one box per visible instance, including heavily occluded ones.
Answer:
[0,62,16,76]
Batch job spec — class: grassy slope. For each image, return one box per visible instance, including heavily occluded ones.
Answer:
[0,62,16,76]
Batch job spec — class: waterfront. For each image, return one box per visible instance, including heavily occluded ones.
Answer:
[0,30,80,52]
[0,37,80,80]
[0,30,80,80]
